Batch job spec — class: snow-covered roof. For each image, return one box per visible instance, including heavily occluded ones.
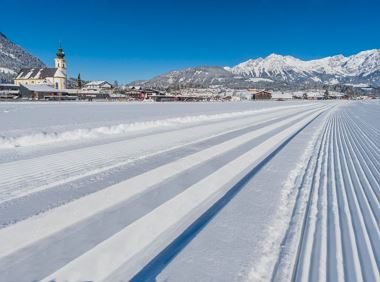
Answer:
[54,69,66,78]
[16,68,57,80]
[251,90,272,94]
[85,81,112,87]
[21,84,61,93]
[128,86,142,90]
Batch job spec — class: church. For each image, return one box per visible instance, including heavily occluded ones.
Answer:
[14,47,67,90]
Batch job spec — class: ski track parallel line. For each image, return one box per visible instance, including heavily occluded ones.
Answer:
[290,103,380,282]
[336,113,364,281]
[292,111,332,281]
[339,114,380,279]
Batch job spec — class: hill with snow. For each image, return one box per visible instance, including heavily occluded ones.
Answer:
[0,32,45,83]
[134,50,380,90]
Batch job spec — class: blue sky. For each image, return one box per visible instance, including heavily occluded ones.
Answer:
[2,0,379,83]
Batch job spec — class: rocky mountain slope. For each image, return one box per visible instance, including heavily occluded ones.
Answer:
[0,32,45,83]
[134,50,380,90]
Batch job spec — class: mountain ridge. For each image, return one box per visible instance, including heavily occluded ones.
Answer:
[0,32,45,83]
[133,49,380,90]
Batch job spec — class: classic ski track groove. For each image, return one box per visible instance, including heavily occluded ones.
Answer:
[290,105,380,282]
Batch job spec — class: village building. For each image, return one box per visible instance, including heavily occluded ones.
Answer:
[14,47,67,90]
[250,90,272,100]
[0,83,20,100]
[82,81,113,92]
[19,84,76,101]
[124,87,167,101]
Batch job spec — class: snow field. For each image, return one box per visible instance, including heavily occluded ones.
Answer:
[1,101,378,281]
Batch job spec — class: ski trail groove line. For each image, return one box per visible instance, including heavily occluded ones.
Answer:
[295,111,332,281]
[329,115,344,281]
[269,106,331,282]
[286,117,329,281]
[339,115,380,279]
[292,104,380,281]
[291,106,380,282]
[336,114,364,281]
[342,113,380,207]
[341,116,380,229]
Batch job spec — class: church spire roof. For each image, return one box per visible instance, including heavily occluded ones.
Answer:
[56,46,65,59]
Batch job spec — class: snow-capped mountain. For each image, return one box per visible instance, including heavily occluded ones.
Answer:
[0,32,45,82]
[230,50,380,85]
[136,50,380,89]
[138,66,235,89]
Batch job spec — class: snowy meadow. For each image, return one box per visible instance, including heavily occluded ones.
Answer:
[0,100,379,281]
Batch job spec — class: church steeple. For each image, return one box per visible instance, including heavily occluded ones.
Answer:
[55,45,66,70]
[54,45,67,90]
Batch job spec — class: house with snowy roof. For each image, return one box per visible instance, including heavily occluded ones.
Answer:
[19,84,76,101]
[14,47,67,90]
[82,81,113,92]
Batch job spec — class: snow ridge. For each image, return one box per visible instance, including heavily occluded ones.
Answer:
[0,106,309,148]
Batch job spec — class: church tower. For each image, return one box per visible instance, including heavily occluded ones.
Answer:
[54,47,67,90]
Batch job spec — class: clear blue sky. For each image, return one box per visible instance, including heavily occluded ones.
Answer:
[2,0,379,83]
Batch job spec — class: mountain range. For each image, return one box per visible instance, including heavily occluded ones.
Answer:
[0,31,379,92]
[0,32,45,83]
[134,50,380,90]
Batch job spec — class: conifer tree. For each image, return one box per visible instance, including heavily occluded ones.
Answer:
[324,89,329,100]
[77,73,82,89]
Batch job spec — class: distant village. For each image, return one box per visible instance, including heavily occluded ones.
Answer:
[0,47,370,102]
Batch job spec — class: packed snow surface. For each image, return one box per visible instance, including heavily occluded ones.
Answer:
[0,101,379,281]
